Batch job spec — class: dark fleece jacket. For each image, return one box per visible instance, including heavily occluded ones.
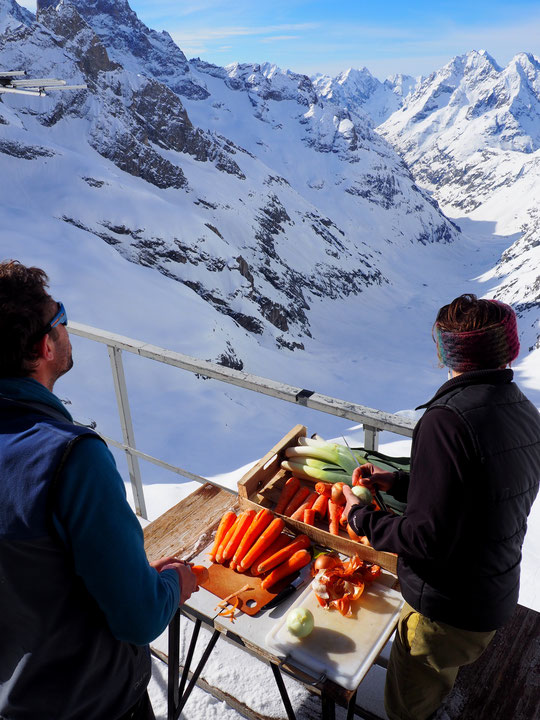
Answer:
[348,369,540,631]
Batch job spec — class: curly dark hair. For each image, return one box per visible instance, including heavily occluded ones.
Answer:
[435,293,509,332]
[0,260,57,377]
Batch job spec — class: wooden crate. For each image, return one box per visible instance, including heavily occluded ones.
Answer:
[237,424,398,575]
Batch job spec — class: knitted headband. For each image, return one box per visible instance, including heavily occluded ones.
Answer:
[435,300,520,372]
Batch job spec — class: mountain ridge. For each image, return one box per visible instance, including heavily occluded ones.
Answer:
[1,0,461,364]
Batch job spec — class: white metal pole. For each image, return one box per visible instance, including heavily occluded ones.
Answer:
[363,425,379,451]
[107,345,148,518]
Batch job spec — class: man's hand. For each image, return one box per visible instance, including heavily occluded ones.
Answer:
[150,556,181,573]
[151,556,199,605]
[352,464,395,494]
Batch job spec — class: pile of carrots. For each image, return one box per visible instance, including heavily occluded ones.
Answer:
[274,476,372,546]
[209,508,312,591]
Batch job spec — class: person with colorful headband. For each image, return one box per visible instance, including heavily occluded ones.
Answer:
[0,261,198,720]
[343,293,540,720]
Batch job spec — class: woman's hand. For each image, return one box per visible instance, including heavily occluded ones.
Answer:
[352,464,396,494]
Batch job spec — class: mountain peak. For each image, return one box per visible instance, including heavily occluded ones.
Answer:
[1,0,34,32]
[464,48,501,72]
[39,0,136,23]
[43,0,209,99]
[511,51,540,71]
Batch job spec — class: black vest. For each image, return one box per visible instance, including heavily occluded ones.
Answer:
[0,400,151,719]
[399,370,540,630]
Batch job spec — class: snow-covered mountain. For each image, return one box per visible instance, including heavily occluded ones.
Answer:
[1,1,539,483]
[313,67,420,126]
[377,50,540,349]
[0,0,31,33]
[0,0,459,360]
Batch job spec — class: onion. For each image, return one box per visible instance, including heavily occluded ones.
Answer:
[331,482,346,505]
[351,485,373,505]
[313,553,340,572]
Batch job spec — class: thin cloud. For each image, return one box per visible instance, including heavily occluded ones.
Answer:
[261,36,302,43]
[131,0,230,20]
[170,22,317,46]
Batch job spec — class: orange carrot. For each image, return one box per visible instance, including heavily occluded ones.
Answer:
[239,517,285,571]
[315,482,333,497]
[291,491,318,521]
[208,511,236,561]
[232,508,273,567]
[215,514,242,564]
[283,486,311,516]
[328,500,341,536]
[261,549,312,591]
[339,508,349,528]
[223,510,256,561]
[312,494,328,519]
[347,523,363,542]
[303,508,316,526]
[275,476,301,514]
[251,533,292,576]
[256,534,311,574]
[190,565,209,584]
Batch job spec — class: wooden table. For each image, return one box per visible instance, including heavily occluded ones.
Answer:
[144,483,394,720]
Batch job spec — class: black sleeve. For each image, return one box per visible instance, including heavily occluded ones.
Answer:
[390,469,410,502]
[348,406,476,561]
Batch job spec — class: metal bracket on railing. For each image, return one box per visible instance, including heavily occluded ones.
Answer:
[363,425,379,452]
[107,346,147,518]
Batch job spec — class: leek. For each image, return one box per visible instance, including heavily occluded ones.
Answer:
[297,436,329,448]
[284,443,367,476]
[281,460,352,484]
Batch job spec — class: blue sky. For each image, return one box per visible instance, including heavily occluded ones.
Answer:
[21,0,540,79]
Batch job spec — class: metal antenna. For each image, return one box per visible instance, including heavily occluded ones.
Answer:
[0,70,87,96]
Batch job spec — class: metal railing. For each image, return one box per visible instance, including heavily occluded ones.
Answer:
[68,322,416,519]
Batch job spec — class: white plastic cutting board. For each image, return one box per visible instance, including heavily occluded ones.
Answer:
[265,581,403,690]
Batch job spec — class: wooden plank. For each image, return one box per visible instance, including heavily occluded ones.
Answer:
[237,424,306,499]
[144,484,238,563]
[438,604,540,719]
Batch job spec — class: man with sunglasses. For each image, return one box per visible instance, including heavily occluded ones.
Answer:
[0,261,198,719]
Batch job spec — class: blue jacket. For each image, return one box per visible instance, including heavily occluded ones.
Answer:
[0,378,180,719]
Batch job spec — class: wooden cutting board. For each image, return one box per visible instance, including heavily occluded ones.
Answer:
[198,560,297,616]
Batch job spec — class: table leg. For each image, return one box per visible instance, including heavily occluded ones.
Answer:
[178,618,202,699]
[321,692,336,720]
[174,629,220,719]
[167,610,180,720]
[269,663,296,720]
[346,689,358,720]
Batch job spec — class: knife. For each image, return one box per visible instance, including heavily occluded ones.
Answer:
[265,574,307,609]
[341,436,389,512]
